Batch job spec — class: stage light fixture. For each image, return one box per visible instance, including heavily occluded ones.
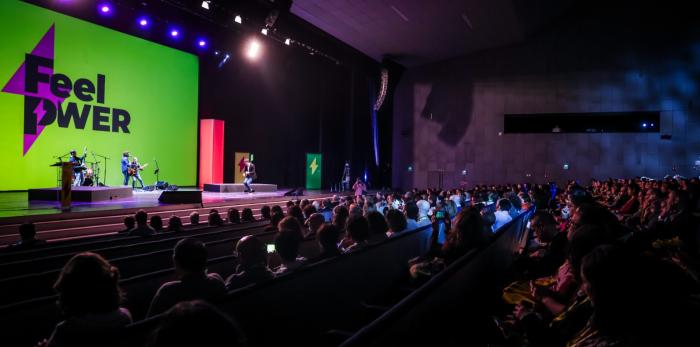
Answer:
[138,17,149,27]
[201,1,211,10]
[284,38,291,45]
[234,15,242,24]
[100,4,111,13]
[261,28,268,36]
[218,53,230,68]
[246,39,262,60]
[170,29,180,38]
[198,39,207,47]
[214,51,220,55]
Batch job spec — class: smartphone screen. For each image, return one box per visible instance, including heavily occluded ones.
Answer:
[266,244,275,253]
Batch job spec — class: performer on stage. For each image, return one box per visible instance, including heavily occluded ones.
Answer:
[129,157,146,189]
[69,147,87,186]
[342,162,351,191]
[352,177,366,200]
[121,151,130,186]
[243,158,256,193]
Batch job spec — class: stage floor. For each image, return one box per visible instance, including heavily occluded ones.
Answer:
[0,188,316,219]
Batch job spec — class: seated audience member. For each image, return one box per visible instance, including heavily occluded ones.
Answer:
[225,236,274,290]
[150,215,164,232]
[385,209,408,237]
[273,228,306,275]
[366,211,389,243]
[285,200,295,213]
[416,199,432,227]
[311,224,342,262]
[519,211,568,278]
[440,208,490,264]
[271,205,284,216]
[404,202,420,231]
[302,204,317,220]
[348,203,363,217]
[260,205,271,220]
[343,215,370,253]
[278,216,303,237]
[167,215,184,232]
[519,193,533,212]
[208,209,224,227]
[8,222,47,249]
[332,205,350,233]
[227,208,241,224]
[240,208,255,223]
[189,212,200,226]
[492,198,513,232]
[118,217,135,234]
[39,252,132,347]
[304,213,325,239]
[265,212,284,232]
[130,210,155,236]
[149,300,246,347]
[147,238,226,317]
[288,205,305,227]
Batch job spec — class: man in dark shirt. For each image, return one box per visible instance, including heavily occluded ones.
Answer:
[7,223,47,250]
[226,235,275,290]
[129,210,155,236]
[147,238,226,316]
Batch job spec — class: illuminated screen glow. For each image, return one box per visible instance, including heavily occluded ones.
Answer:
[0,1,198,190]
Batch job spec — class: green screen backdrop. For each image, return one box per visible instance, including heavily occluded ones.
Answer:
[0,1,198,190]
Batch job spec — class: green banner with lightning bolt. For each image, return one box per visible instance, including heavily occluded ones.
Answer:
[306,153,322,190]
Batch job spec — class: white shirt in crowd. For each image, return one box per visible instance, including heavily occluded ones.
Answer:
[492,210,513,232]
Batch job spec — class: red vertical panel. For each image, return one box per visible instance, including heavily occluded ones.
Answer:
[199,119,224,188]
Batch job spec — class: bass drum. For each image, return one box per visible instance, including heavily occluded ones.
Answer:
[82,175,94,187]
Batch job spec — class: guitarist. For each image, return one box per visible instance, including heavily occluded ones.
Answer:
[243,158,256,193]
[69,147,87,187]
[129,157,147,189]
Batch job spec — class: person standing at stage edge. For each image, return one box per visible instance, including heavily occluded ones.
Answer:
[121,152,130,186]
[353,178,366,200]
[243,158,257,193]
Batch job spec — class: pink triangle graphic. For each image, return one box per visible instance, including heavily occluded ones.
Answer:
[2,24,62,156]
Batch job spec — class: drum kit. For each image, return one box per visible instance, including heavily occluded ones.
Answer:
[55,150,110,187]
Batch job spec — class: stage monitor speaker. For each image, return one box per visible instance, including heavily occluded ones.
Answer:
[156,181,169,190]
[158,190,201,204]
[295,187,305,196]
[166,185,179,191]
[283,188,297,196]
[142,185,156,191]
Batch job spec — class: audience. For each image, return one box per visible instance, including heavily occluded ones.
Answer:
[273,228,306,275]
[492,198,513,232]
[150,215,164,232]
[149,300,246,347]
[118,217,135,234]
[343,214,370,253]
[39,252,132,347]
[208,209,224,227]
[265,212,284,232]
[260,205,271,220]
[147,238,226,317]
[240,208,255,223]
[167,215,184,232]
[385,209,407,237]
[304,213,325,239]
[366,210,389,243]
[228,208,241,224]
[7,222,47,250]
[130,210,155,236]
[225,235,274,291]
[189,212,200,226]
[312,224,342,262]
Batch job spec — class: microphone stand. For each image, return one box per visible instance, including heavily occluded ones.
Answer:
[153,159,160,188]
[91,152,100,186]
[93,153,110,186]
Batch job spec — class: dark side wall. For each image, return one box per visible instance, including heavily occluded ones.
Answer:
[392,2,700,189]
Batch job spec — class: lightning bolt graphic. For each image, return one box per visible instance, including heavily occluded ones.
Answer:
[2,24,60,156]
[34,100,47,125]
[310,158,318,175]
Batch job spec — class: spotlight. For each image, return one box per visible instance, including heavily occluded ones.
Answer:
[650,123,655,127]
[234,15,242,24]
[98,3,112,15]
[218,53,230,69]
[170,29,180,38]
[138,17,149,27]
[642,122,648,128]
[214,51,220,55]
[284,38,291,46]
[261,28,268,36]
[198,39,207,47]
[201,1,210,10]
[245,39,261,60]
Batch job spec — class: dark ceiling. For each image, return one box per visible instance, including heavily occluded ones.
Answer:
[290,0,577,67]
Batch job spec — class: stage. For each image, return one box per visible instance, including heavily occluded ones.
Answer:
[0,188,337,246]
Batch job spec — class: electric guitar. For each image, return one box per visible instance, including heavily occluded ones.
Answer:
[128,163,148,176]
